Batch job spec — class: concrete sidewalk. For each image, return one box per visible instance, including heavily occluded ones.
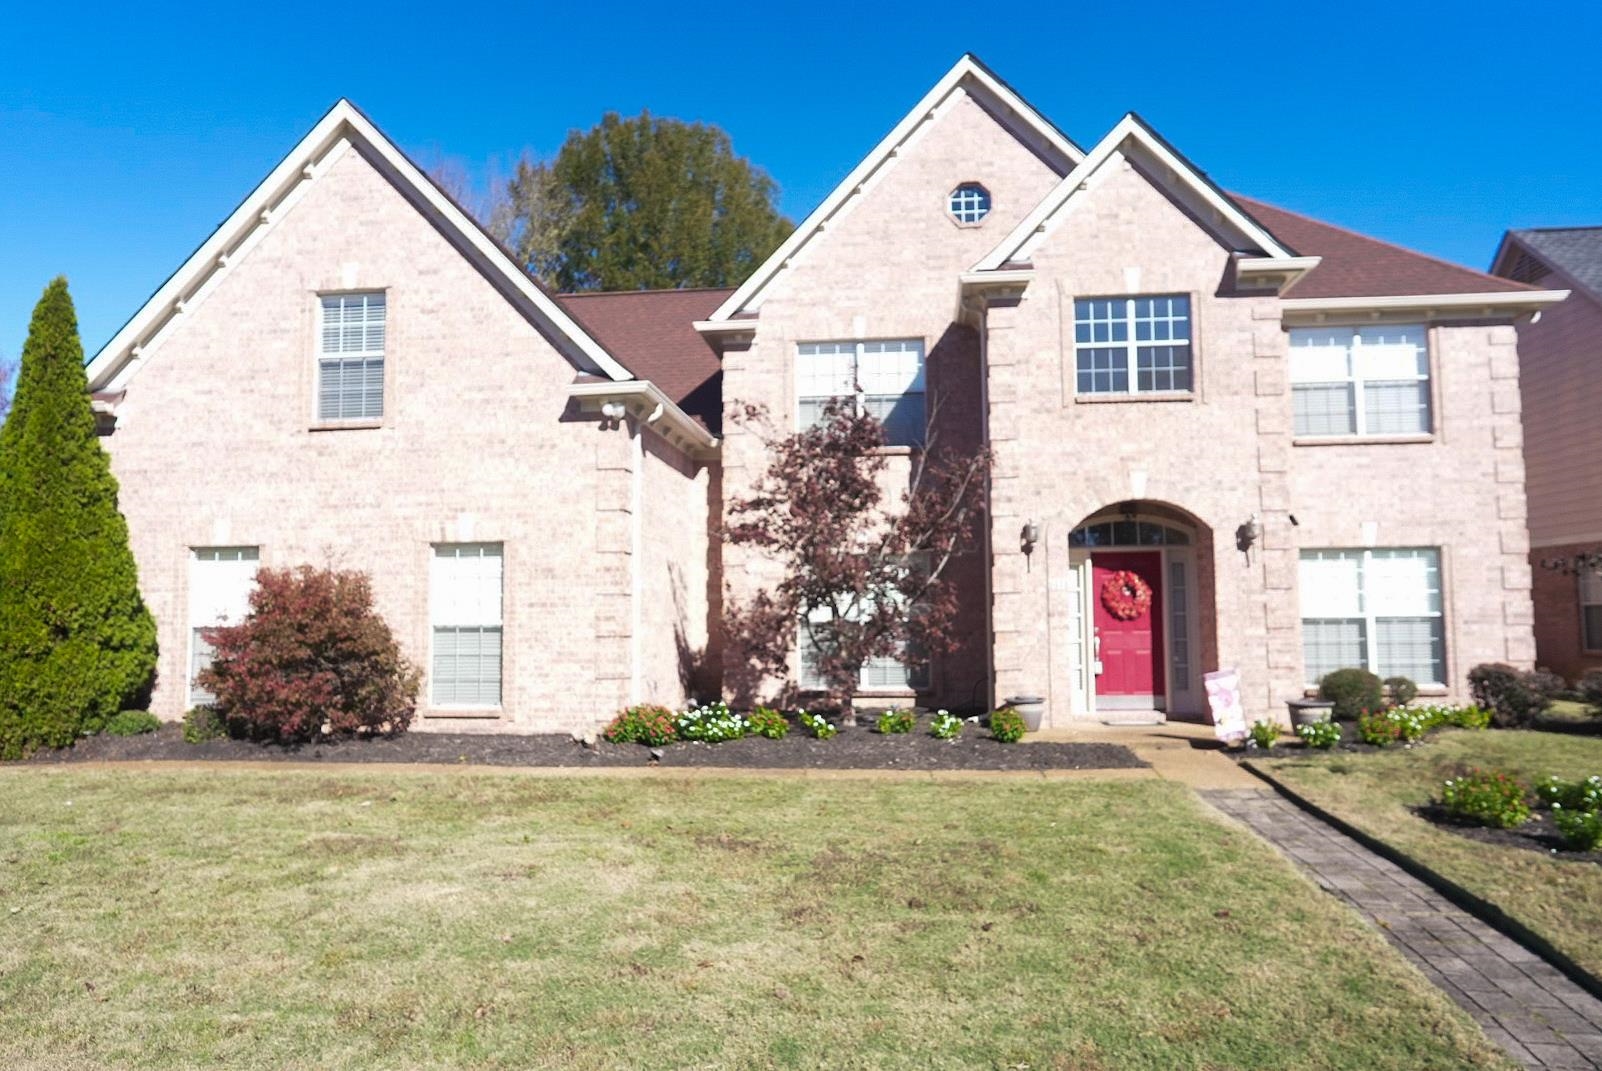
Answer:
[1028,721,1262,790]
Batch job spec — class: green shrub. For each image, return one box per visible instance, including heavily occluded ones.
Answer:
[929,710,963,741]
[1357,709,1402,746]
[182,706,226,744]
[0,279,158,759]
[1318,668,1384,721]
[1553,808,1602,851]
[1439,770,1530,829]
[1296,720,1342,749]
[876,708,914,734]
[990,707,1026,743]
[1580,670,1602,715]
[1390,707,1430,743]
[798,709,836,740]
[1417,703,1491,731]
[1248,720,1281,749]
[104,710,161,737]
[675,700,748,743]
[1384,676,1418,707]
[1525,668,1567,700]
[603,704,678,746]
[1535,775,1602,813]
[1467,663,1551,728]
[747,705,789,740]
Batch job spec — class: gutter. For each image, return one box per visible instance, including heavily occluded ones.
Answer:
[567,379,720,460]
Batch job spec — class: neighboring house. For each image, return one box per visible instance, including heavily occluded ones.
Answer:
[88,56,1566,731]
[1491,228,1602,681]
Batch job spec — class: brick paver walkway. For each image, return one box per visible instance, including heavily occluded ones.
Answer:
[1206,788,1602,1070]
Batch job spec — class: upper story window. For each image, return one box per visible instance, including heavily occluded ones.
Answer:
[1583,569,1602,653]
[1073,295,1193,395]
[796,339,926,447]
[1289,325,1429,438]
[948,183,992,225]
[1299,547,1444,686]
[318,292,386,423]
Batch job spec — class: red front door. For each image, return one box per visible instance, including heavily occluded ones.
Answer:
[1092,551,1165,703]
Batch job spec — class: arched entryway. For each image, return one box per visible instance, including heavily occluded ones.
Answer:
[1063,503,1215,720]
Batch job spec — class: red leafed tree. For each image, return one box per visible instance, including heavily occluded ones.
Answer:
[199,565,420,743]
[723,397,989,726]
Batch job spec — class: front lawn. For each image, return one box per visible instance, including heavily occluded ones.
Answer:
[1259,729,1602,979]
[0,769,1508,1070]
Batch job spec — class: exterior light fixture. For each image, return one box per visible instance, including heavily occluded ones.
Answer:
[1020,520,1040,557]
[1236,513,1261,560]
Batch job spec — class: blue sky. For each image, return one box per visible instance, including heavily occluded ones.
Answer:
[4,0,1600,362]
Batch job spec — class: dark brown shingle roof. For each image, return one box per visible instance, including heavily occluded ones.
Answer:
[1236,196,1535,299]
[556,287,733,434]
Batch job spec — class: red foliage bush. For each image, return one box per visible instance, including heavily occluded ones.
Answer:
[198,566,420,743]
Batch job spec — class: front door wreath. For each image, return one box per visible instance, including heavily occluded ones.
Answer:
[1101,570,1153,621]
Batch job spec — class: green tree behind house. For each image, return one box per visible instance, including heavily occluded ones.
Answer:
[500,111,793,292]
[0,278,157,757]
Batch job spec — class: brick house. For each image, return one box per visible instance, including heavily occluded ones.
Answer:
[1490,228,1602,681]
[88,56,1566,731]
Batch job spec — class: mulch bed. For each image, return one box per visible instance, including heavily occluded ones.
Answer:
[20,723,1145,772]
[1411,803,1602,866]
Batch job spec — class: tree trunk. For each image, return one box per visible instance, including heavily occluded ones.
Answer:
[838,692,857,728]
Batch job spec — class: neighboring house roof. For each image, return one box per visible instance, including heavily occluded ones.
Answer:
[703,53,1085,323]
[1492,227,1602,302]
[86,99,637,393]
[557,288,732,433]
[1238,197,1535,300]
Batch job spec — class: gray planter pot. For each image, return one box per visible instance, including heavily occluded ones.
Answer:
[1287,698,1335,728]
[1005,695,1045,732]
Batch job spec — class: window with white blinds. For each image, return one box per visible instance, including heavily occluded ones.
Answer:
[796,340,926,446]
[1073,295,1193,395]
[431,544,503,707]
[1289,325,1430,437]
[796,585,930,693]
[189,547,260,705]
[1299,548,1445,685]
[1582,570,1602,653]
[318,292,386,422]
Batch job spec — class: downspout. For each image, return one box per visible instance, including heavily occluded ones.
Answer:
[978,303,995,711]
[630,420,644,706]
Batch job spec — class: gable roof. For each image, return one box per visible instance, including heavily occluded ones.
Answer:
[1237,197,1536,300]
[1492,227,1602,302]
[557,287,731,433]
[86,99,635,392]
[702,53,1085,324]
[973,112,1301,271]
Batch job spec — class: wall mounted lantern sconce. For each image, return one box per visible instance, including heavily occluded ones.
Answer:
[1021,520,1040,569]
[1235,513,1261,562]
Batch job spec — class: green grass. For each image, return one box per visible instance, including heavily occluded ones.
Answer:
[0,768,1511,1070]
[1261,728,1602,979]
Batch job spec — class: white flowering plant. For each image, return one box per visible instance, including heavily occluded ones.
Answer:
[798,709,837,740]
[929,710,962,741]
[876,708,915,734]
[675,699,749,744]
[1295,720,1341,749]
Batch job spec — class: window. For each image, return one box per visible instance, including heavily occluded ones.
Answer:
[796,339,926,446]
[798,621,930,692]
[189,547,260,704]
[1583,569,1602,652]
[431,544,503,707]
[318,292,386,422]
[1073,296,1193,395]
[948,183,991,224]
[1289,325,1430,437]
[1299,548,1444,685]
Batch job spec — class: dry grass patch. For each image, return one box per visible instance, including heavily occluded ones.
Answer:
[0,767,1511,1070]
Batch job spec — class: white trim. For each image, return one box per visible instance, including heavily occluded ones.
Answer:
[87,100,635,392]
[566,379,720,458]
[629,425,643,705]
[1280,290,1569,315]
[705,55,1083,323]
[957,269,1035,290]
[975,113,1298,272]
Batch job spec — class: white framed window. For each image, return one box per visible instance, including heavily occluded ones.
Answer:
[431,543,503,707]
[318,292,386,422]
[1299,548,1445,686]
[189,546,260,705]
[1073,295,1193,395]
[948,183,991,224]
[796,339,925,447]
[1582,569,1602,653]
[1289,325,1430,437]
[798,621,930,692]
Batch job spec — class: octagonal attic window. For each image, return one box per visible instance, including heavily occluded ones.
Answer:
[948,183,991,225]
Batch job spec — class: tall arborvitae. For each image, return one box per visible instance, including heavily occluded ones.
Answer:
[0,278,157,757]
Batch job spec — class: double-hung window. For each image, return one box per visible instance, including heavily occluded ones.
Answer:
[1289,325,1430,437]
[796,340,925,446]
[189,547,260,705]
[1072,295,1193,395]
[431,544,503,707]
[798,608,930,692]
[1299,548,1445,685]
[1583,569,1602,653]
[318,292,386,422]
